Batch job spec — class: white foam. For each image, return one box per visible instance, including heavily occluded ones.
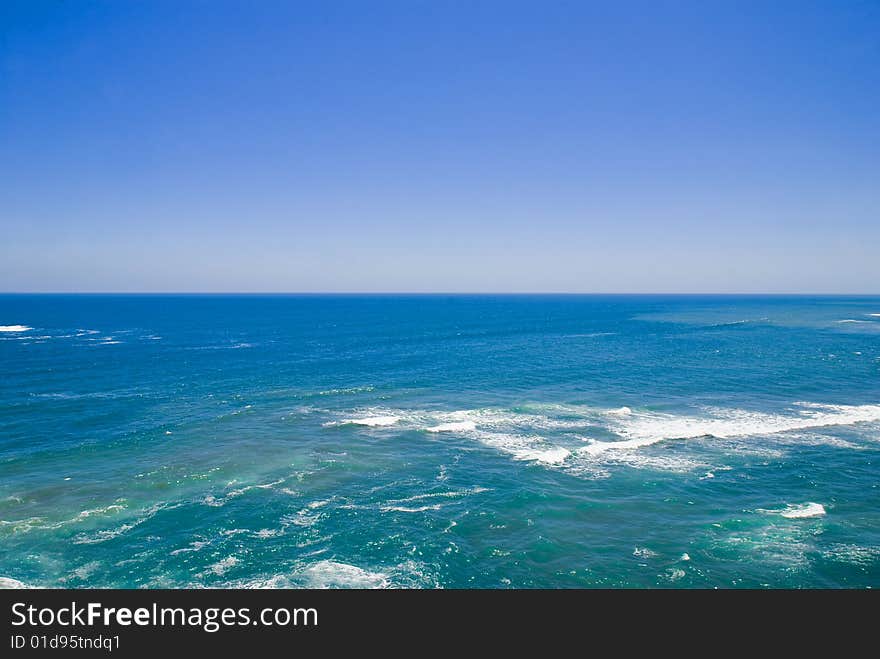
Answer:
[664,568,686,581]
[714,515,823,569]
[324,404,702,472]
[633,547,657,559]
[778,502,826,519]
[232,559,438,590]
[0,577,31,588]
[186,342,253,351]
[202,556,239,577]
[0,325,32,332]
[869,314,880,318]
[204,478,286,507]
[298,561,390,589]
[469,429,572,464]
[281,508,323,528]
[340,416,400,427]
[170,540,210,556]
[583,437,659,454]
[425,420,477,433]
[836,319,868,324]
[420,409,580,465]
[254,528,283,538]
[76,502,127,519]
[0,516,49,534]
[378,487,488,513]
[821,544,880,565]
[384,487,488,506]
[72,502,174,544]
[514,446,571,463]
[65,561,102,582]
[709,319,751,327]
[584,449,707,474]
[381,504,444,513]
[585,403,880,453]
[318,386,374,396]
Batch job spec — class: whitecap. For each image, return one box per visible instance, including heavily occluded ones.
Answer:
[778,503,826,519]
[339,416,400,427]
[513,446,571,464]
[633,547,657,559]
[0,325,32,332]
[380,504,445,513]
[585,403,880,453]
[425,420,477,433]
[583,436,671,454]
[170,540,210,556]
[467,428,572,465]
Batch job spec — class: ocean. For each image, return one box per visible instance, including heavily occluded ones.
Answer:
[1,294,879,588]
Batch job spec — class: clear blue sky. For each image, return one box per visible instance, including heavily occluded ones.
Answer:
[2,1,878,292]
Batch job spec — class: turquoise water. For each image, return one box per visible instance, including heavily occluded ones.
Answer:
[1,294,879,588]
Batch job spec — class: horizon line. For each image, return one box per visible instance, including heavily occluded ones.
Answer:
[2,291,879,296]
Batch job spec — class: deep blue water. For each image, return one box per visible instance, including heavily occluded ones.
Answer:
[1,294,879,588]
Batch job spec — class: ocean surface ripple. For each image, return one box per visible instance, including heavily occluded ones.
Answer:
[1,294,879,588]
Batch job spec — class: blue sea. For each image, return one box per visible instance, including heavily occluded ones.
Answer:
[1,294,879,588]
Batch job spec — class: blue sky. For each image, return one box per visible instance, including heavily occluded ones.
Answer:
[2,1,878,292]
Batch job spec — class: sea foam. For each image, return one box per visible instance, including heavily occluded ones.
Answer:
[0,325,32,332]
[821,544,880,566]
[0,577,31,588]
[778,503,826,519]
[298,561,390,589]
[201,556,239,577]
[339,416,400,427]
[584,403,880,453]
[425,420,477,432]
